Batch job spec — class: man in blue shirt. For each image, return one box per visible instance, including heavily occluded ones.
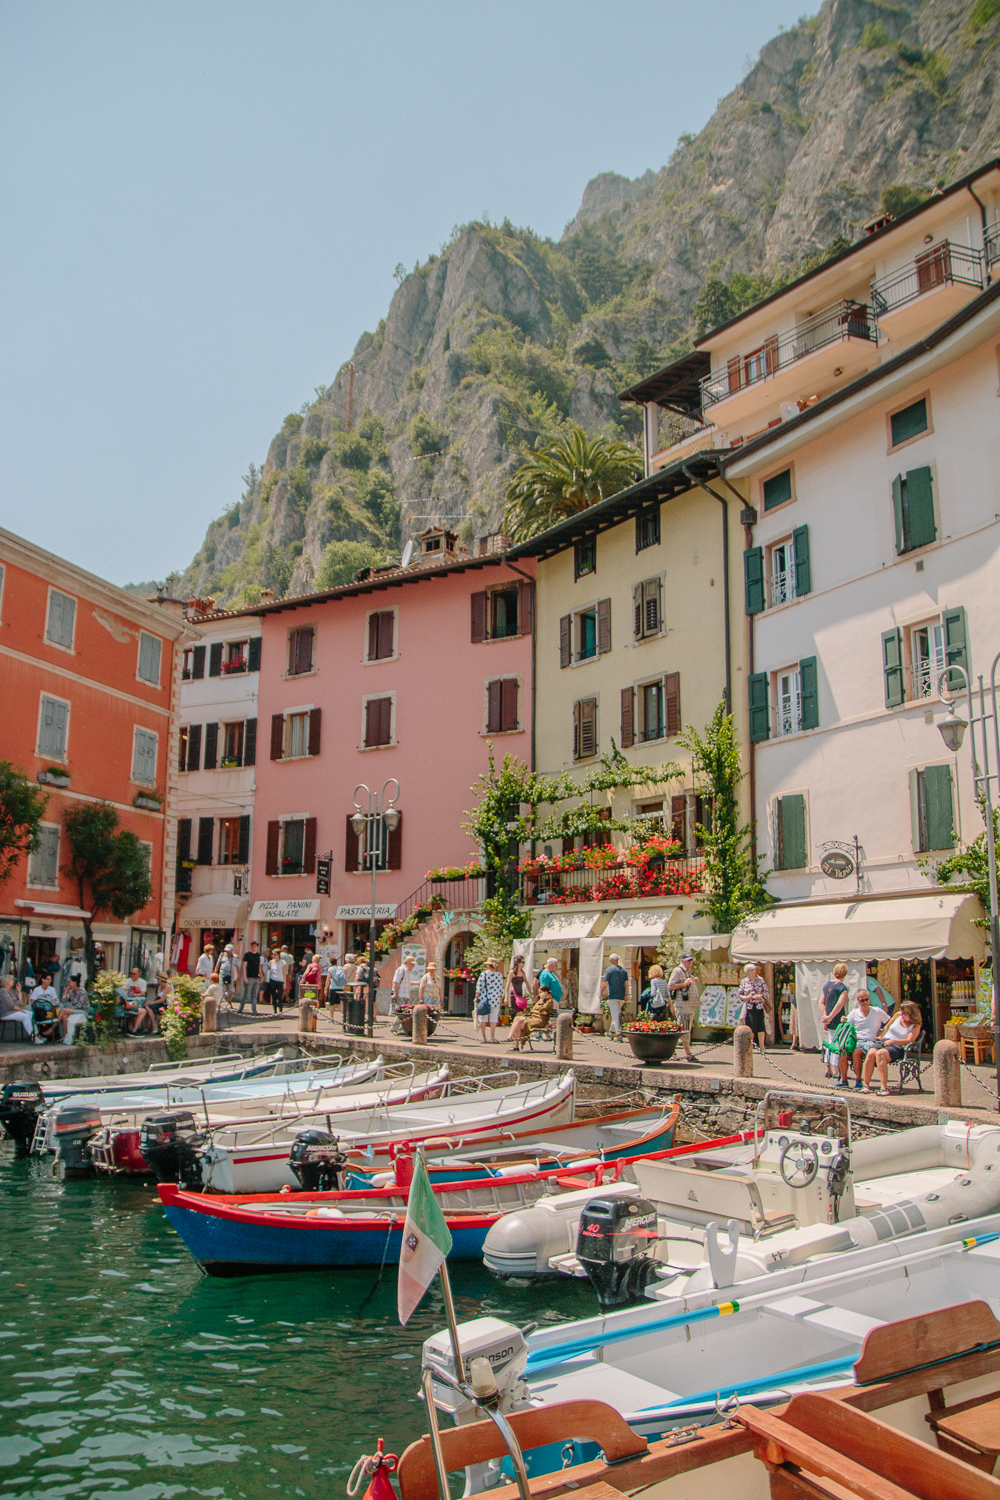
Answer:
[601,954,629,1039]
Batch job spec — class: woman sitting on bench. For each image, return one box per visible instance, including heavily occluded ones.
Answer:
[861,1001,922,1095]
[507,987,554,1052]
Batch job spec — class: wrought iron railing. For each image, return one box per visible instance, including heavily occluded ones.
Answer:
[871,241,984,319]
[700,300,877,410]
[986,224,1000,269]
[521,857,705,907]
[394,874,491,926]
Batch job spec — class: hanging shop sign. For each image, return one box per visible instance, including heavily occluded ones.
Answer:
[820,850,855,880]
[316,857,332,896]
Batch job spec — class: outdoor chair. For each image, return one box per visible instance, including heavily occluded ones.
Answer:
[895,1028,925,1092]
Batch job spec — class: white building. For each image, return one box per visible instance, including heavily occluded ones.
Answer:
[173,601,262,973]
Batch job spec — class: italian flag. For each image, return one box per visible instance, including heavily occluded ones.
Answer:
[397,1153,453,1326]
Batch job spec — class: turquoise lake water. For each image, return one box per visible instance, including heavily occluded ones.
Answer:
[0,1147,594,1500]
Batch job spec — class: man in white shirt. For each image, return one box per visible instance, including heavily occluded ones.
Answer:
[392,954,416,1011]
[835,990,890,1090]
[195,945,215,981]
[30,980,61,1043]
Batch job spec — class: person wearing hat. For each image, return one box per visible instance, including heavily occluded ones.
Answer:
[668,952,700,1062]
[601,953,629,1040]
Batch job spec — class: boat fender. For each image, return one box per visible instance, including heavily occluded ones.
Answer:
[347,1439,398,1500]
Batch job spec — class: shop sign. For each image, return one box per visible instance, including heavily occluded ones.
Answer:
[316,858,331,896]
[820,851,855,880]
[249,899,321,922]
[336,904,398,921]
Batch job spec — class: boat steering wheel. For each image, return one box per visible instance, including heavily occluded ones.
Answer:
[779,1139,818,1188]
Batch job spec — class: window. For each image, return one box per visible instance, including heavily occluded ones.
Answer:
[270,709,321,760]
[218,815,250,866]
[911,621,946,700]
[363,697,393,748]
[176,818,192,892]
[911,765,955,853]
[768,526,810,606]
[137,632,162,685]
[578,608,597,661]
[633,578,663,639]
[890,397,929,449]
[882,608,967,708]
[222,640,249,675]
[367,610,395,661]
[670,791,710,856]
[634,799,664,832]
[132,728,158,785]
[574,536,596,579]
[286,713,310,758]
[37,695,69,759]
[197,817,214,865]
[728,337,777,393]
[559,600,611,667]
[28,823,60,887]
[762,468,793,512]
[45,589,76,650]
[573,698,598,760]
[773,657,818,737]
[266,817,317,876]
[182,645,206,681]
[892,466,936,554]
[774,794,807,870]
[288,626,315,675]
[178,725,189,771]
[486,679,519,734]
[222,721,245,766]
[490,588,520,640]
[621,673,680,747]
[635,505,661,552]
[470,582,533,643]
[641,681,664,741]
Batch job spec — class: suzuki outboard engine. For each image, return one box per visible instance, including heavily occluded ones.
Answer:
[0,1082,45,1156]
[576,1196,661,1309]
[53,1105,103,1179]
[289,1130,346,1191]
[139,1112,205,1189]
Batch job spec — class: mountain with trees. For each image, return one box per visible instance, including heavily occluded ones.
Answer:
[168,0,1000,608]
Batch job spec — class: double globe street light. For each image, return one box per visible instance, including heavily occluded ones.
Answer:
[351,779,400,1038]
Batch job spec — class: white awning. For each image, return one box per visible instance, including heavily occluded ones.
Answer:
[685,933,731,952]
[534,911,600,946]
[14,901,91,919]
[730,893,985,964]
[177,895,249,930]
[248,898,320,923]
[600,908,672,943]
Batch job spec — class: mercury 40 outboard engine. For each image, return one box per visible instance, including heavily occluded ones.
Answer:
[0,1082,45,1156]
[139,1112,206,1189]
[53,1106,103,1179]
[289,1130,347,1191]
[576,1196,660,1310]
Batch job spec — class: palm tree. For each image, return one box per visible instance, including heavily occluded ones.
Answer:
[501,427,643,541]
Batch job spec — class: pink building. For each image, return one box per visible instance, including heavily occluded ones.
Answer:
[250,531,534,1000]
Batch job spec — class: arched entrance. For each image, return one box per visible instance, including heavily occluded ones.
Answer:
[443,931,476,1015]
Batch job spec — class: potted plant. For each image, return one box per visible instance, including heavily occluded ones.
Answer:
[393,1002,439,1038]
[82,969,128,1047]
[38,765,71,788]
[625,1018,682,1065]
[160,974,204,1061]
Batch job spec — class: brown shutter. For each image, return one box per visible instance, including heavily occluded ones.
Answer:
[664,672,681,736]
[380,611,394,658]
[203,722,218,770]
[187,723,201,771]
[620,687,634,749]
[293,627,313,674]
[345,814,361,871]
[243,717,257,766]
[727,356,742,394]
[303,817,317,875]
[387,811,403,870]
[380,697,393,745]
[486,679,502,734]
[597,598,611,654]
[308,707,322,756]
[265,820,281,875]
[178,726,189,772]
[559,614,571,668]
[471,592,487,643]
[670,795,686,848]
[579,699,596,758]
[364,700,377,748]
[270,713,284,759]
[368,613,379,660]
[500,678,518,731]
[517,580,533,635]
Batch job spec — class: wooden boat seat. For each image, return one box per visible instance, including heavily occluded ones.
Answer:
[926,1389,1000,1473]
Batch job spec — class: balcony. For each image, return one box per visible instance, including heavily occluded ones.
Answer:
[871,242,985,345]
[700,301,878,430]
[521,856,705,907]
[987,224,1000,271]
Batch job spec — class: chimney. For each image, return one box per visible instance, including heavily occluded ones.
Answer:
[260,588,275,605]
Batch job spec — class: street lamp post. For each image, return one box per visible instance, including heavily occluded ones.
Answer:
[937,657,1000,1103]
[351,780,400,1038]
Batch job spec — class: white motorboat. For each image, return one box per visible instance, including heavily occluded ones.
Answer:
[40,1048,290,1098]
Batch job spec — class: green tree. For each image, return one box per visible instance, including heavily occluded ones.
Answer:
[63,802,153,969]
[880,184,930,220]
[315,539,392,590]
[0,761,48,890]
[678,701,774,933]
[933,801,999,929]
[501,426,642,541]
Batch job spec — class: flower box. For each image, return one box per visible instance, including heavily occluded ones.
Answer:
[134,793,162,811]
[38,769,71,788]
[626,1030,680,1066]
[394,1005,439,1038]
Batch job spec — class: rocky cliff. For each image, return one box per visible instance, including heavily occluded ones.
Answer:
[172,0,1000,606]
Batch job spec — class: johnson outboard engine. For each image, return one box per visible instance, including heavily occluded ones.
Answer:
[576,1196,661,1310]
[0,1082,45,1156]
[53,1105,103,1179]
[139,1112,205,1190]
[289,1130,347,1191]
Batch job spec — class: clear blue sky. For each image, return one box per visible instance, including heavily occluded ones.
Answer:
[0,1,812,585]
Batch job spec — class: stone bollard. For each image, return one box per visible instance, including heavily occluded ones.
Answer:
[556,1011,574,1061]
[733,1023,754,1078]
[934,1039,962,1107]
[201,997,218,1034]
[411,1003,429,1046]
[298,1001,316,1034]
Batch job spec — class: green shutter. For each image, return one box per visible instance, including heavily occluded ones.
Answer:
[748,672,770,742]
[892,474,905,554]
[777,794,807,870]
[890,398,928,447]
[909,768,921,853]
[882,628,904,708]
[744,547,765,615]
[799,656,819,730]
[906,466,936,549]
[763,469,792,510]
[922,764,955,851]
[793,525,811,596]
[943,605,969,693]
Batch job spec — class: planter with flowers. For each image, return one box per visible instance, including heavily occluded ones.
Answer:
[625,1018,682,1066]
[426,858,486,883]
[160,974,204,1061]
[82,969,128,1047]
[392,1002,440,1038]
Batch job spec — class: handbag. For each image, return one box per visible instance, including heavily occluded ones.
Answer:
[831,1018,857,1055]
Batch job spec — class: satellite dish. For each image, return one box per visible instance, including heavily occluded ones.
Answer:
[400,539,416,568]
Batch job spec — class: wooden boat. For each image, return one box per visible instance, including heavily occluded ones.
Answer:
[396,1301,1000,1500]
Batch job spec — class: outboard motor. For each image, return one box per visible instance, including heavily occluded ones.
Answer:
[139,1112,205,1189]
[576,1196,661,1310]
[0,1082,45,1156]
[289,1130,346,1191]
[53,1106,103,1179]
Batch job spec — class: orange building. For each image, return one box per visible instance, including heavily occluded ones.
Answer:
[0,528,191,984]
